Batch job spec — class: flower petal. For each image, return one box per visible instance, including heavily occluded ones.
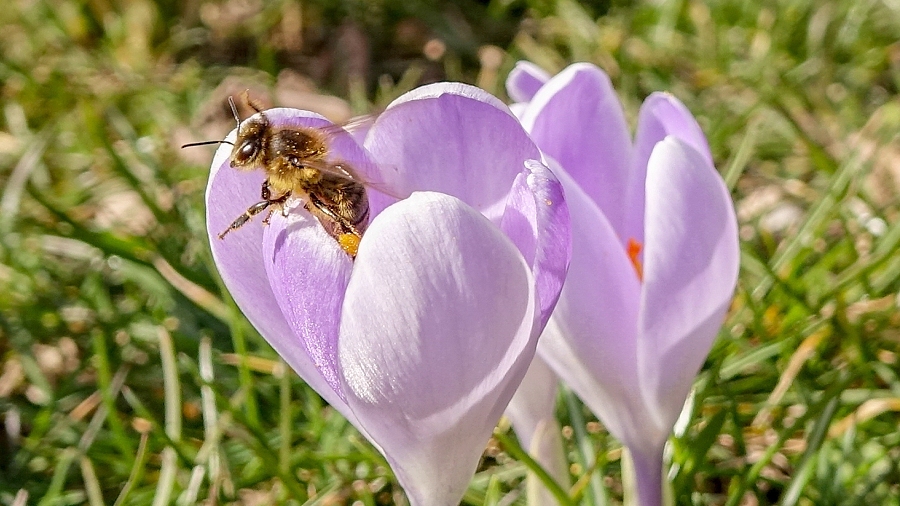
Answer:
[384,81,512,112]
[339,192,539,506]
[519,63,633,241]
[506,61,551,103]
[624,445,665,506]
[205,109,371,421]
[625,93,712,244]
[364,83,542,223]
[536,165,651,451]
[638,137,739,436]
[207,164,356,418]
[206,139,291,370]
[634,93,712,167]
[262,210,353,399]
[500,160,571,327]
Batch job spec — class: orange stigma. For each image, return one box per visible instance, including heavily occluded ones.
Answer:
[627,238,643,282]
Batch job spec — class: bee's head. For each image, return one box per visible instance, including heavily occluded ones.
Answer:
[230,114,268,169]
[180,92,267,163]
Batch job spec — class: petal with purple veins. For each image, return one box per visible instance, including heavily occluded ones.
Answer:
[536,165,649,450]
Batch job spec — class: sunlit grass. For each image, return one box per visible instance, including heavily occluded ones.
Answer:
[1,0,899,504]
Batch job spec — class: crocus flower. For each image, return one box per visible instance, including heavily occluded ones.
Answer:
[508,62,739,505]
[205,83,570,505]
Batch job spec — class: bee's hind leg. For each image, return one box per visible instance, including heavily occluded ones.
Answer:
[307,194,356,235]
[306,194,363,258]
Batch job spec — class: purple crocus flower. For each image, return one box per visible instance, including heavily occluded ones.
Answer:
[508,62,739,505]
[205,83,571,505]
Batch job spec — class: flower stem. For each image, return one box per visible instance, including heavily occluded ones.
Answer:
[493,429,576,506]
[627,446,665,506]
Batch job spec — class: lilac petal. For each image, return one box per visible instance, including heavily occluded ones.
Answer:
[638,137,739,437]
[262,210,353,399]
[635,93,712,166]
[500,160,571,327]
[206,139,294,374]
[519,63,634,241]
[625,93,712,244]
[536,166,652,451]
[338,192,539,506]
[364,83,542,223]
[385,81,512,112]
[207,168,355,419]
[508,102,527,120]
[506,60,551,103]
[205,109,371,422]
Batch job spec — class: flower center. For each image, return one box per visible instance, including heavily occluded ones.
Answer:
[627,238,643,282]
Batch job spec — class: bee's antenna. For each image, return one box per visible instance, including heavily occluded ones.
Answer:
[228,96,241,127]
[243,89,264,114]
[181,139,235,149]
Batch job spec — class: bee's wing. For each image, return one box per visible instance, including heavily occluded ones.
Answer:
[310,112,406,199]
[295,158,404,200]
[294,158,363,181]
[339,114,377,136]
[317,114,377,138]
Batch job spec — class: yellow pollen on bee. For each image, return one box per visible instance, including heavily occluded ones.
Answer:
[338,233,361,258]
[627,238,643,282]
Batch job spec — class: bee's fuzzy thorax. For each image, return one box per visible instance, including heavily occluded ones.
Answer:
[218,96,371,258]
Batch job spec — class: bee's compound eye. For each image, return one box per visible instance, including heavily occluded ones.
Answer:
[236,141,256,162]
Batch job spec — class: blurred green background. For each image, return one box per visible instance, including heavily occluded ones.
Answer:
[1,0,899,504]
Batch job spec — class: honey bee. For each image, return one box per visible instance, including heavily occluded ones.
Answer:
[184,94,370,258]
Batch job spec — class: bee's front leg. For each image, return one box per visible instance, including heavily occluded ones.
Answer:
[219,188,292,239]
[219,200,272,239]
